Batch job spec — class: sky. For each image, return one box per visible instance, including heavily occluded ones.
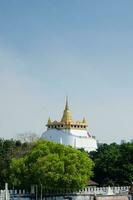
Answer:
[0,0,133,143]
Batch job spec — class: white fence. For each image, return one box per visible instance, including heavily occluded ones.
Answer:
[0,183,10,200]
[42,186,129,196]
[76,186,129,195]
[0,186,130,199]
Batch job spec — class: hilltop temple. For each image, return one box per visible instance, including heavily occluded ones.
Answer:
[41,98,97,152]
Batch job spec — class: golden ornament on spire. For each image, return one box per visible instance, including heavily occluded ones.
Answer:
[82,117,87,124]
[61,97,73,123]
[47,117,52,124]
[65,96,69,110]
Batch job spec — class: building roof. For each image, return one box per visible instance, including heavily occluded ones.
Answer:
[46,97,88,129]
[88,180,99,186]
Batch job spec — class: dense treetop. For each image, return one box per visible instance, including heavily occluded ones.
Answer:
[0,137,133,189]
[10,140,94,190]
[90,142,133,186]
[0,138,32,188]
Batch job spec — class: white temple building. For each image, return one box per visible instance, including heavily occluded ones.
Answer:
[41,98,97,152]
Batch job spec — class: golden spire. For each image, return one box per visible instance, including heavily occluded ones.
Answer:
[47,117,52,124]
[82,117,87,124]
[61,97,73,123]
[65,96,69,110]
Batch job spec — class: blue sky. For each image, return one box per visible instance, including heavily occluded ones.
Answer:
[0,0,133,143]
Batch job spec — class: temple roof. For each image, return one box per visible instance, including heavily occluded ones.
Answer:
[46,97,88,129]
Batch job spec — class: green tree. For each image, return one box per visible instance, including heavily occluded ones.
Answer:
[0,139,17,188]
[90,142,133,186]
[0,138,33,188]
[118,142,133,185]
[10,140,94,190]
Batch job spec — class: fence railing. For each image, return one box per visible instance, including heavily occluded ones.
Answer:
[0,186,129,196]
[42,186,129,196]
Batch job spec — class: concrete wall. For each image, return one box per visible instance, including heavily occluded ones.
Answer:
[96,195,129,200]
[44,194,130,200]
[44,194,95,200]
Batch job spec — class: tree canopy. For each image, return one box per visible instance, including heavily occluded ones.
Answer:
[10,140,94,190]
[1,137,133,189]
[90,142,133,186]
[0,138,33,189]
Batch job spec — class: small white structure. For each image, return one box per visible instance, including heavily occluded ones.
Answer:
[41,98,97,152]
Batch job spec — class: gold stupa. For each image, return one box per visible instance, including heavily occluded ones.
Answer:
[46,97,87,130]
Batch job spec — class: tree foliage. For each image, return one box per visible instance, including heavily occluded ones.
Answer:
[90,142,133,186]
[10,140,94,190]
[1,137,133,189]
[0,138,33,188]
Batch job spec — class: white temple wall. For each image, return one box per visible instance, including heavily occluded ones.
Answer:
[41,129,97,152]
[68,129,88,137]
